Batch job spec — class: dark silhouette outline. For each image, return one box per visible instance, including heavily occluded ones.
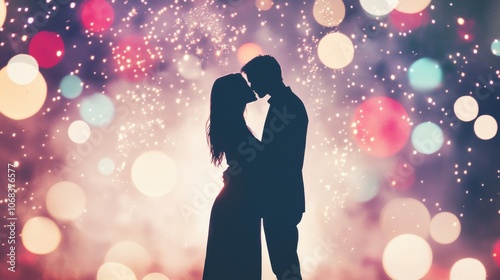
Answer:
[203,73,262,280]
[203,55,308,280]
[242,55,308,280]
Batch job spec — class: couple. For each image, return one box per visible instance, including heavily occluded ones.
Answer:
[203,55,308,280]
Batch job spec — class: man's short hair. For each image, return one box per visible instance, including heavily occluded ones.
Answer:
[241,55,282,81]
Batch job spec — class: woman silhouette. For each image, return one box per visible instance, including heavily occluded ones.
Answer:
[203,73,262,280]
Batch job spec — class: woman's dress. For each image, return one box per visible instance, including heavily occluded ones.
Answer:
[202,125,262,280]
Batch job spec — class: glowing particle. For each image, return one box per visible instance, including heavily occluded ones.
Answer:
[178,54,203,79]
[113,35,155,81]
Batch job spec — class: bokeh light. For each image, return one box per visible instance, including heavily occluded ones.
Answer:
[46,181,86,221]
[178,54,203,80]
[143,273,170,280]
[313,0,346,27]
[454,95,479,122]
[408,58,443,91]
[1,1,500,279]
[429,212,461,244]
[98,157,115,175]
[350,173,379,202]
[0,0,6,28]
[411,121,444,155]
[104,241,152,278]
[491,39,500,56]
[352,96,411,157]
[79,93,115,127]
[97,262,136,280]
[28,31,65,68]
[131,150,178,197]
[113,35,156,81]
[474,115,498,140]
[255,0,273,11]
[450,258,487,280]
[60,74,83,99]
[81,0,114,32]
[380,198,431,238]
[6,54,39,85]
[396,0,432,14]
[389,9,429,32]
[387,157,417,190]
[493,239,500,267]
[382,234,433,280]
[0,68,47,120]
[68,120,91,144]
[21,217,61,255]
[237,43,264,65]
[317,32,354,69]
[360,0,397,17]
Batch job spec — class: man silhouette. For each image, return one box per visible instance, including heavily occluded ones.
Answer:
[241,55,308,280]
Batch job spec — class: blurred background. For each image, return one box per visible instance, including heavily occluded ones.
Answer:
[1,0,500,279]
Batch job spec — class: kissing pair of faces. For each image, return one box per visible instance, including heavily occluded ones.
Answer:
[219,73,264,106]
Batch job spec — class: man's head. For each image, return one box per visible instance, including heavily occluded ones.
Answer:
[241,55,283,98]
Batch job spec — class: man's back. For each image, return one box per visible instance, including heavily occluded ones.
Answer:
[260,86,308,215]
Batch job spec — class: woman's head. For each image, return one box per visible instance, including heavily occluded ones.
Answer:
[207,73,256,166]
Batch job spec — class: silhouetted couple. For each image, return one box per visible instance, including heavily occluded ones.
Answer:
[203,55,308,280]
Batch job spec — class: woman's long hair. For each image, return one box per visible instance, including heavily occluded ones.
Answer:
[206,74,247,166]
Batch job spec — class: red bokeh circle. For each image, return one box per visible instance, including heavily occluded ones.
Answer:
[81,0,114,32]
[28,31,65,68]
[493,239,500,267]
[112,35,156,81]
[352,96,411,157]
[389,9,429,32]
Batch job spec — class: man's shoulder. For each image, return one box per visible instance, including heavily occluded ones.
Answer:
[287,89,307,115]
